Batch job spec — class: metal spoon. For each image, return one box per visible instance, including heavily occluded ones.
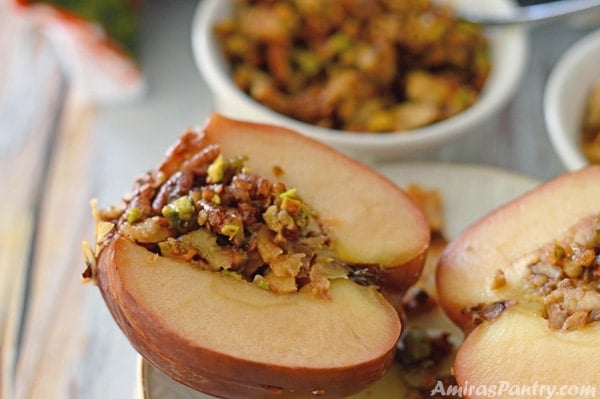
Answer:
[458,0,600,26]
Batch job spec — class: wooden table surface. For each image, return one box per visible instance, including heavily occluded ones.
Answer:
[0,1,597,398]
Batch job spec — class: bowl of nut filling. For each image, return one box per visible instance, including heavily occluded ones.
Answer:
[192,0,527,162]
[545,28,600,171]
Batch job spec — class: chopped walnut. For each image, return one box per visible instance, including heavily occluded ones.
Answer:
[525,217,600,331]
[472,217,600,332]
[214,0,490,132]
[92,131,377,295]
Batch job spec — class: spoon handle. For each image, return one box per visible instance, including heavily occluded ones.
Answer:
[460,0,600,26]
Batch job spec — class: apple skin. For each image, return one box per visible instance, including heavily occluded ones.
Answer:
[436,166,600,395]
[94,114,431,398]
[98,237,400,398]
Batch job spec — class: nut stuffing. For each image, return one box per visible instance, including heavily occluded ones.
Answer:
[525,217,600,330]
[464,216,600,331]
[213,0,490,132]
[85,130,379,296]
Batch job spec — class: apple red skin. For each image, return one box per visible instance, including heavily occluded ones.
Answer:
[93,114,431,398]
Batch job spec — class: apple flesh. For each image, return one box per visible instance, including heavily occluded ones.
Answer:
[436,166,600,393]
[455,309,600,393]
[201,114,429,292]
[99,236,400,398]
[93,114,430,398]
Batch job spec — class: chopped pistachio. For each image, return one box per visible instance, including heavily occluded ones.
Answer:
[228,155,248,174]
[126,206,143,224]
[324,32,352,58]
[221,224,240,241]
[212,194,221,204]
[293,50,321,76]
[162,196,196,233]
[207,154,224,183]
[222,270,243,280]
[279,187,297,199]
[253,275,270,290]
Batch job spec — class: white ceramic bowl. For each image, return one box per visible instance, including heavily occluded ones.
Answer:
[544,28,600,171]
[192,0,527,162]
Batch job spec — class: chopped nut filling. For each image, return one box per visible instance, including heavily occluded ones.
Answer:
[525,217,600,330]
[465,217,600,331]
[90,131,379,296]
[214,0,490,133]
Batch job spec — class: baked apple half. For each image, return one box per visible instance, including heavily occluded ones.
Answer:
[437,166,600,394]
[83,114,430,398]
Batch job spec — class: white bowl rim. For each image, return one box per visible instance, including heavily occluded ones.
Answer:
[544,28,600,171]
[192,0,528,153]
